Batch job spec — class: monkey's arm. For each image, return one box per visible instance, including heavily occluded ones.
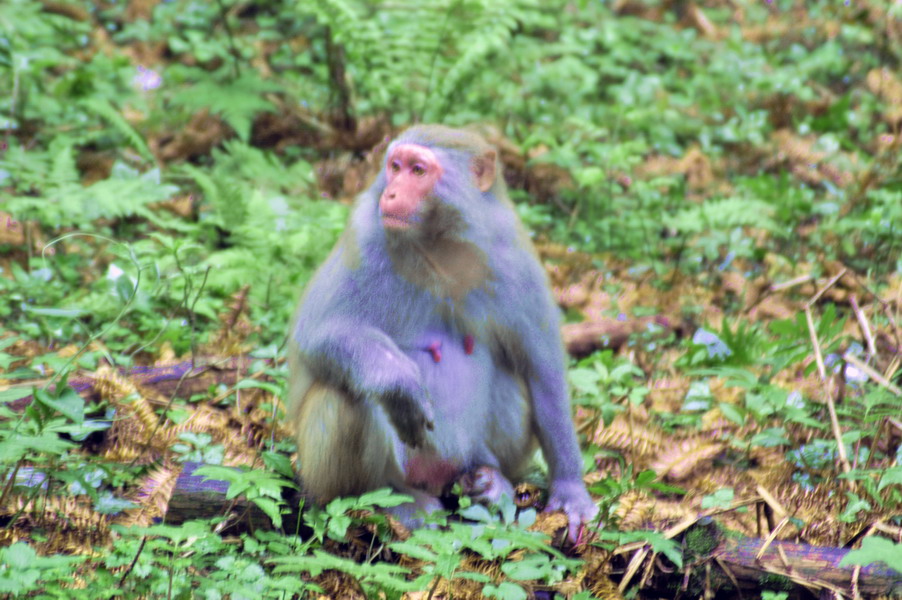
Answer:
[498,258,598,537]
[528,360,598,527]
[293,318,434,449]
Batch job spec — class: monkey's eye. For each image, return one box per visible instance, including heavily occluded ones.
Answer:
[412,165,426,176]
[390,161,401,173]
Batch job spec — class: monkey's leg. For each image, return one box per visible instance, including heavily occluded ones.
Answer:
[292,382,442,526]
[485,374,536,482]
[453,374,534,506]
[293,382,401,500]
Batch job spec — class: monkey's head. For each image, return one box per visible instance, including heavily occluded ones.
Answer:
[378,125,501,242]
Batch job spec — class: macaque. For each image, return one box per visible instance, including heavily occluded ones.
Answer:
[288,125,597,537]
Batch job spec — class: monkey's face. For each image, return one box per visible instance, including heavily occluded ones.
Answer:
[379,144,444,230]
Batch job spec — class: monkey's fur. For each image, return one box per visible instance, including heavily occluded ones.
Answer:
[288,125,597,532]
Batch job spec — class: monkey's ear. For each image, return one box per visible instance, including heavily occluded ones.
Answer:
[471,150,496,193]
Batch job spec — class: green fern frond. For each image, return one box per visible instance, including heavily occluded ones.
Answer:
[299,0,544,121]
[47,138,80,188]
[665,198,778,234]
[169,72,281,141]
[2,131,177,226]
[83,98,155,163]
[437,12,520,117]
[182,163,248,231]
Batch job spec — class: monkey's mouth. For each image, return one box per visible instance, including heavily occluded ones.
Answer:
[382,215,415,229]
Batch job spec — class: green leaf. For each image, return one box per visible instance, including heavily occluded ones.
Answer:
[750,428,790,448]
[262,451,297,480]
[389,541,439,563]
[839,536,902,572]
[2,542,37,569]
[0,388,33,403]
[94,493,138,515]
[839,492,871,523]
[169,73,280,141]
[483,581,528,600]
[23,307,89,318]
[82,98,155,163]
[701,488,734,510]
[356,487,414,508]
[500,553,551,581]
[568,368,600,395]
[252,497,283,528]
[877,466,902,492]
[0,434,76,461]
[618,530,684,569]
[235,379,282,395]
[718,402,746,425]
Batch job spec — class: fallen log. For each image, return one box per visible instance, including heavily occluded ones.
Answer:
[716,535,902,597]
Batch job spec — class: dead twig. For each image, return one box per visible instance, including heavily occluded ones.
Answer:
[844,352,902,396]
[849,295,878,359]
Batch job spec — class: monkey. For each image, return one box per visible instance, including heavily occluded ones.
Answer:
[288,125,598,538]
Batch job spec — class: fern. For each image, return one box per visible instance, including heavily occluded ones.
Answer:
[179,141,345,303]
[300,0,546,121]
[201,191,346,297]
[169,72,281,141]
[209,140,315,193]
[664,197,778,234]
[3,141,177,227]
[47,137,80,188]
[436,4,523,118]
[83,98,155,163]
[181,141,316,233]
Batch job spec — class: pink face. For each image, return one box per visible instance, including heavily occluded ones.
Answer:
[379,144,443,230]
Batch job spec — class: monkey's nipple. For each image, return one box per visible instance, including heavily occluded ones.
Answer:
[464,334,475,355]
[426,340,442,363]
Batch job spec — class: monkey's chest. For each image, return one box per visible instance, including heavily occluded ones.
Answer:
[402,328,493,412]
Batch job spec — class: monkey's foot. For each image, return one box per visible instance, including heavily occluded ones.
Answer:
[457,465,515,505]
[546,479,599,543]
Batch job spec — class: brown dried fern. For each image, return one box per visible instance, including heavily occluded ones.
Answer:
[1,494,109,553]
[589,574,625,600]
[650,439,726,481]
[614,489,656,530]
[116,462,182,528]
[591,415,663,457]
[93,365,159,432]
[101,417,175,462]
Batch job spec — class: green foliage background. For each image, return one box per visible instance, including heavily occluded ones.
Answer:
[1,0,900,352]
[0,0,900,597]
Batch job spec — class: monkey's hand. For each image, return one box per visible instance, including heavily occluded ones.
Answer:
[378,386,435,449]
[546,479,598,543]
[300,323,435,449]
[361,348,435,450]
